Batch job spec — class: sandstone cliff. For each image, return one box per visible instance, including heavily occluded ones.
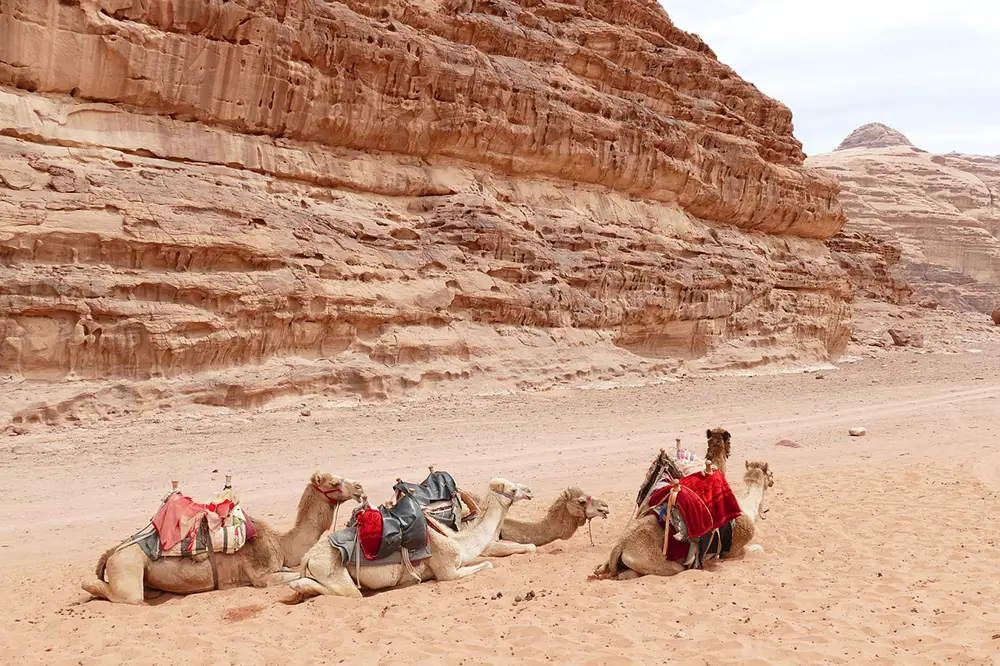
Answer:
[0,0,849,425]
[809,124,1000,313]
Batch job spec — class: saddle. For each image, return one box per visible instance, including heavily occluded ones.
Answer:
[145,488,254,559]
[636,450,742,569]
[328,491,432,573]
[390,469,479,531]
[360,493,429,560]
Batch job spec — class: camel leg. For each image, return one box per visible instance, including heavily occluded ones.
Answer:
[288,546,363,599]
[619,542,685,578]
[430,559,493,581]
[252,571,302,588]
[722,514,756,560]
[427,531,494,582]
[480,539,536,558]
[82,546,147,604]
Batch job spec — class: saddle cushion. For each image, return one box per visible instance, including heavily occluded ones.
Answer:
[375,494,429,560]
[394,470,463,531]
[393,470,458,506]
[356,506,384,561]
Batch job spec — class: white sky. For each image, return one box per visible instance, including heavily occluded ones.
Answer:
[661,0,1000,156]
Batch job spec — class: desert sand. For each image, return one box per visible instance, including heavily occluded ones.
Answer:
[2,343,1000,665]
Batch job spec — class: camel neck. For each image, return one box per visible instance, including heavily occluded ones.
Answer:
[500,500,583,546]
[453,490,512,560]
[738,481,765,523]
[280,489,336,567]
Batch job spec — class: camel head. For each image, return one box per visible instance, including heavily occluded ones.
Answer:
[706,427,732,462]
[743,460,774,489]
[488,477,533,503]
[310,472,365,504]
[562,487,610,520]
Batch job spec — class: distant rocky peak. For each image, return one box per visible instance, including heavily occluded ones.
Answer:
[835,123,917,151]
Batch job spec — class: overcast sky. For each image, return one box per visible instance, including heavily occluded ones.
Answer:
[662,0,1000,156]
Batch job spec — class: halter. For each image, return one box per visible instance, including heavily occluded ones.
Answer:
[491,487,518,502]
[313,481,348,504]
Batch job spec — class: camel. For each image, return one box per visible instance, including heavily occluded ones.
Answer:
[461,487,611,557]
[705,427,732,477]
[82,472,364,604]
[286,478,532,599]
[593,460,774,580]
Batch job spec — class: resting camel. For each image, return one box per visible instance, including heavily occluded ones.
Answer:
[463,487,611,556]
[287,478,532,599]
[82,473,364,604]
[594,460,774,580]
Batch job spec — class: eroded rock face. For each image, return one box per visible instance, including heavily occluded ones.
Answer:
[0,0,849,423]
[810,125,1000,313]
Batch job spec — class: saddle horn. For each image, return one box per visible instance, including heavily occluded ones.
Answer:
[428,465,435,474]
[171,480,179,491]
[224,475,232,489]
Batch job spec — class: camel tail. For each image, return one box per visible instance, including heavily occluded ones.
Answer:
[94,545,118,580]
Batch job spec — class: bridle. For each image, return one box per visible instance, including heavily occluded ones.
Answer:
[313,480,350,504]
[491,487,518,503]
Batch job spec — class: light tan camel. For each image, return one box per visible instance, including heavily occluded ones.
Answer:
[593,461,774,580]
[462,487,611,556]
[286,478,532,599]
[82,473,364,604]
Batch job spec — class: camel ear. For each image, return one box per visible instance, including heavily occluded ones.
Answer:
[762,463,769,473]
[706,429,712,439]
[723,430,731,443]
[310,472,327,487]
[745,460,750,469]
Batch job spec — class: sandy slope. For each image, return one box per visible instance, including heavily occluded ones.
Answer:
[2,346,1000,665]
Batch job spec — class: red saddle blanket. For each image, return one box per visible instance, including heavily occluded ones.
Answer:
[647,470,742,540]
[151,492,251,552]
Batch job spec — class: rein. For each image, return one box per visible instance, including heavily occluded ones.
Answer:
[584,495,595,547]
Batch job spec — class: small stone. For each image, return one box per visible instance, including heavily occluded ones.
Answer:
[514,595,522,603]
[775,439,802,448]
[525,590,535,601]
[849,427,867,437]
[300,408,311,417]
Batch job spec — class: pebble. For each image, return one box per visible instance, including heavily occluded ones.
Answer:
[849,427,867,437]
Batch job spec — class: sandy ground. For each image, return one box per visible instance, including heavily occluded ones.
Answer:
[2,344,1000,665]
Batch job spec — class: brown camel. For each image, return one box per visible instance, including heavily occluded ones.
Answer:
[593,461,774,580]
[705,427,732,477]
[462,487,611,556]
[82,472,364,604]
[287,478,532,599]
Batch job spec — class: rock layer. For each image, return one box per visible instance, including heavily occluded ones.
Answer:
[809,126,1000,314]
[0,0,849,422]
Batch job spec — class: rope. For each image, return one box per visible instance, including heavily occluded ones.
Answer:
[587,518,594,547]
[401,548,421,583]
